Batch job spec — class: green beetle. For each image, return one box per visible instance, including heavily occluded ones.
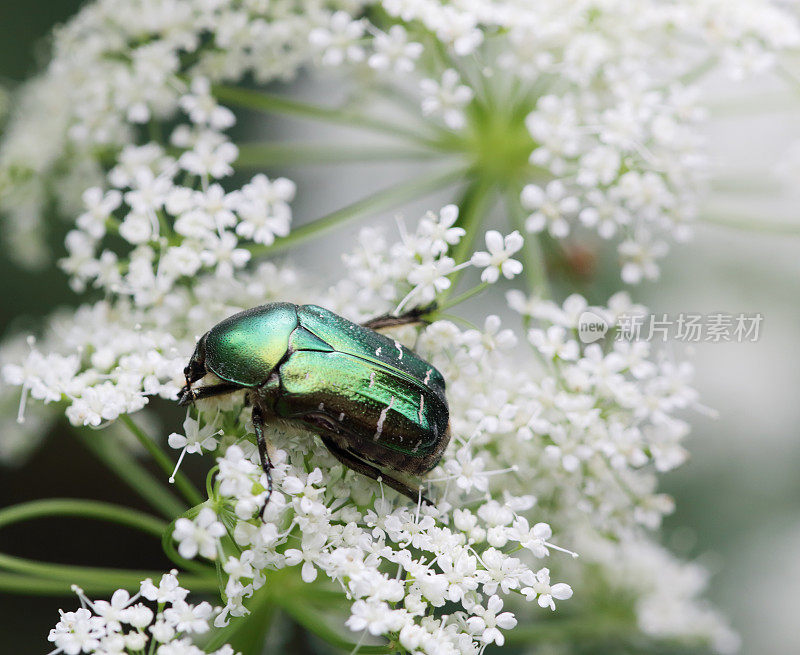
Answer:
[177,303,450,510]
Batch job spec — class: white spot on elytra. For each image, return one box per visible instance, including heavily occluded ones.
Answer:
[423,368,432,385]
[394,340,403,359]
[318,402,324,411]
[375,347,382,356]
[338,412,345,422]
[369,371,376,388]
[374,396,394,441]
[418,394,425,423]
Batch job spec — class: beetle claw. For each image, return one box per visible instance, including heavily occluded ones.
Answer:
[177,385,194,406]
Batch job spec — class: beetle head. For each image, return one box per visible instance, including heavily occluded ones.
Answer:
[177,333,208,406]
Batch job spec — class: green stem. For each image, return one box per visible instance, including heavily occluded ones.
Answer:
[0,551,217,594]
[0,573,105,595]
[441,177,495,298]
[249,167,467,258]
[505,187,549,295]
[76,430,186,520]
[213,84,446,149]
[434,282,489,314]
[119,414,204,507]
[235,142,449,167]
[0,499,165,536]
[277,595,394,655]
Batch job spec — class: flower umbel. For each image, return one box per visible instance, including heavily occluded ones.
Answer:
[0,0,783,652]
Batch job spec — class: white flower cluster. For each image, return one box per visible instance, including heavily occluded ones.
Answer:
[48,574,233,655]
[0,0,758,651]
[101,221,720,652]
[62,110,294,302]
[176,431,575,650]
[1,0,797,279]
[577,533,742,654]
[3,202,734,650]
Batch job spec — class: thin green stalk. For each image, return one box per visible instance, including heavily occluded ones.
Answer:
[76,430,186,519]
[0,551,217,594]
[505,187,549,295]
[0,573,99,595]
[434,282,489,314]
[234,142,449,167]
[277,595,394,655]
[440,177,495,297]
[0,499,165,536]
[249,167,467,258]
[119,414,204,507]
[213,84,446,149]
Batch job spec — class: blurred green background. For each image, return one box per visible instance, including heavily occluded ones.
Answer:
[1,3,799,654]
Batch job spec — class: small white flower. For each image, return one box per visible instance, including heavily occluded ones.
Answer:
[521,567,573,610]
[417,204,465,255]
[232,174,294,246]
[140,570,188,604]
[345,599,404,636]
[528,326,580,361]
[309,11,365,66]
[471,230,524,283]
[406,256,455,303]
[168,415,220,455]
[445,446,488,493]
[76,187,122,239]
[619,234,669,284]
[420,69,474,130]
[369,25,422,73]
[466,594,517,646]
[179,78,235,130]
[509,517,554,558]
[163,600,214,634]
[179,135,238,179]
[92,588,134,631]
[200,232,251,278]
[521,181,579,238]
[47,608,105,655]
[173,508,226,560]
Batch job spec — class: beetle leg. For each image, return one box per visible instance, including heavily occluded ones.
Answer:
[252,406,274,521]
[360,302,437,331]
[319,436,433,506]
[177,382,242,406]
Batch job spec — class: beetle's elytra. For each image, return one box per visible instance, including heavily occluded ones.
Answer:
[178,303,450,512]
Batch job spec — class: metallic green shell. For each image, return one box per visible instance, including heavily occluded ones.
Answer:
[203,302,298,387]
[200,302,450,471]
[274,348,448,472]
[296,304,447,405]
